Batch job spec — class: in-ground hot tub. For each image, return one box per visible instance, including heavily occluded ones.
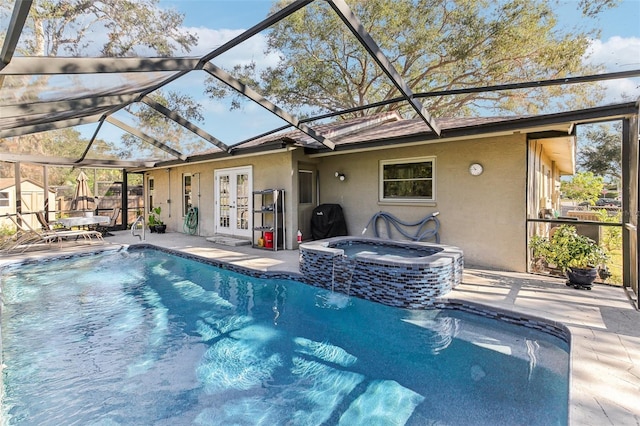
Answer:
[299,237,464,309]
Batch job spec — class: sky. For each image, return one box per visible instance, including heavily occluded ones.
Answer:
[146,0,640,145]
[5,0,638,148]
[165,0,640,84]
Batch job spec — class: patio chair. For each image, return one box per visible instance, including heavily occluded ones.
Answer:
[0,214,48,253]
[2,214,63,253]
[30,212,104,242]
[3,213,103,253]
[36,210,69,231]
[96,207,120,236]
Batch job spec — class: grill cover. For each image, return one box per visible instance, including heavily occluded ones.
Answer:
[310,204,348,240]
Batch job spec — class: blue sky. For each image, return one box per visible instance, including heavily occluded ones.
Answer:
[38,0,636,148]
[168,0,639,38]
[148,0,640,145]
[162,0,639,100]
[167,0,639,38]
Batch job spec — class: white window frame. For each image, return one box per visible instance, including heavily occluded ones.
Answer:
[182,173,192,216]
[379,156,436,204]
[0,191,9,207]
[147,176,155,212]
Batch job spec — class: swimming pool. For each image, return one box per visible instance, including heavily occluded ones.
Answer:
[1,248,569,425]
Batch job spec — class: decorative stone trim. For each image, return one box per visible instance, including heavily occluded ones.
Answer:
[299,237,464,308]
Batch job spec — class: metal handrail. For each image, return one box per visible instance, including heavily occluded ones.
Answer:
[131,215,145,241]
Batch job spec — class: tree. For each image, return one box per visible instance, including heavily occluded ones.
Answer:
[560,171,604,204]
[1,0,197,57]
[206,0,616,118]
[121,91,206,159]
[0,0,200,182]
[577,122,622,183]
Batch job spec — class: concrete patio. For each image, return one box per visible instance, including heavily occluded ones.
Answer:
[1,230,638,425]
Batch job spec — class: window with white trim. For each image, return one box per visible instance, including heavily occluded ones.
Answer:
[183,173,192,215]
[380,157,435,202]
[147,177,154,212]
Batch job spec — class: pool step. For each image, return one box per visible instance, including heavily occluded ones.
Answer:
[206,235,252,247]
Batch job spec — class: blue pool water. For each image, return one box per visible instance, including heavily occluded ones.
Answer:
[330,241,437,258]
[0,249,569,425]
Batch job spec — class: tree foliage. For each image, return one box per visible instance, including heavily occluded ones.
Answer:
[560,171,604,204]
[1,0,197,56]
[0,128,121,184]
[577,122,622,182]
[207,0,616,118]
[0,0,200,183]
[121,91,206,159]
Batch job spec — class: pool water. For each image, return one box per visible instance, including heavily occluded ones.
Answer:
[330,241,438,258]
[0,249,569,425]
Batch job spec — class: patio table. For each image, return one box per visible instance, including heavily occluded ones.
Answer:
[55,215,110,229]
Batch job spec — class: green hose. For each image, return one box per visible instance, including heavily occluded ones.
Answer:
[184,206,198,235]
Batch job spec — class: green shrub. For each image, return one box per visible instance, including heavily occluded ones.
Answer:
[531,225,607,271]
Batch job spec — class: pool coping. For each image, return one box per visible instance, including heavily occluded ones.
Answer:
[0,234,638,425]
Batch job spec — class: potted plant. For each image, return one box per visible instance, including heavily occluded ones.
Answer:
[531,225,607,288]
[149,206,166,234]
[147,210,157,232]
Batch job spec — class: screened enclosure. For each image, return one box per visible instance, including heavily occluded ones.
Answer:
[0,0,638,298]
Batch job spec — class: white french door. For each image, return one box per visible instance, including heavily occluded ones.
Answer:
[214,166,252,238]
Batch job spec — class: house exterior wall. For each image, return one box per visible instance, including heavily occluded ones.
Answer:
[145,150,297,248]
[313,134,528,271]
[527,138,567,244]
[145,134,535,271]
[528,140,563,217]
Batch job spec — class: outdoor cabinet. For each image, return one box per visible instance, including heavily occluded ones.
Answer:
[253,189,285,251]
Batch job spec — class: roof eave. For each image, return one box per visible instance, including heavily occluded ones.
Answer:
[304,102,639,155]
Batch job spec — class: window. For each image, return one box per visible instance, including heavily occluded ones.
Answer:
[380,157,435,202]
[183,174,192,215]
[0,191,9,207]
[148,177,154,212]
[298,170,313,204]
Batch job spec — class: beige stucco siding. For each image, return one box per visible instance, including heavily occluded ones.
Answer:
[314,134,528,271]
[146,134,530,270]
[145,150,296,246]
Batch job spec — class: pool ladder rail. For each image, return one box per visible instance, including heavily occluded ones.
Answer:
[131,215,145,241]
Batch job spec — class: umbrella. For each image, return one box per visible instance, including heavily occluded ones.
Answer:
[71,171,96,212]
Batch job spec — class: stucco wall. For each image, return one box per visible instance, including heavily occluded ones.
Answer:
[145,134,529,271]
[313,134,528,271]
[145,150,296,247]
